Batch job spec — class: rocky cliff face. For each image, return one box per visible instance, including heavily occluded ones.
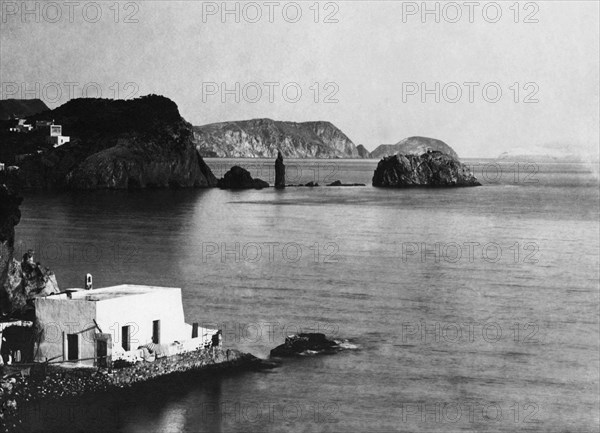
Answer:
[0,168,22,315]
[18,96,217,190]
[0,170,59,317]
[372,151,480,187]
[371,136,460,160]
[193,118,360,158]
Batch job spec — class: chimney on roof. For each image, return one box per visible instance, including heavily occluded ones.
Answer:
[85,273,93,290]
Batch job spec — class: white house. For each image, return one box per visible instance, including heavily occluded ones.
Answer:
[34,284,216,367]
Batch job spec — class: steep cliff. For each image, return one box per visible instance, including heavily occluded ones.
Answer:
[17,96,217,190]
[372,151,480,188]
[371,136,460,160]
[193,118,360,158]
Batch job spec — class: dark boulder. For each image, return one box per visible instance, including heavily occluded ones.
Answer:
[217,166,269,190]
[372,151,480,188]
[270,333,338,357]
[275,151,285,189]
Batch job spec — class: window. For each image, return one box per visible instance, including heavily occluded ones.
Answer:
[67,334,78,360]
[152,320,160,344]
[122,326,131,351]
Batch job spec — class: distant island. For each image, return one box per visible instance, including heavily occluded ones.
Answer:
[193,118,365,158]
[370,137,460,160]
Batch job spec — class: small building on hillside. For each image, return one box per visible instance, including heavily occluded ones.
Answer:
[47,124,70,148]
[34,284,215,367]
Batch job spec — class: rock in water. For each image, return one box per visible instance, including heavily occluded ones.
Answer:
[275,151,285,189]
[217,166,269,190]
[372,151,480,187]
[270,333,338,357]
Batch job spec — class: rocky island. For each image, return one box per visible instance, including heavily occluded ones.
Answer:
[372,137,480,187]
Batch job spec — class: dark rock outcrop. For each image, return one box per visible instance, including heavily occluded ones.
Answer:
[270,333,339,357]
[372,151,480,188]
[275,151,285,189]
[217,166,269,189]
[356,144,371,158]
[194,118,360,158]
[371,136,460,160]
[16,95,218,190]
[0,99,49,120]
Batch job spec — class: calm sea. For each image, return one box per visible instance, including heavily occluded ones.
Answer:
[18,159,600,433]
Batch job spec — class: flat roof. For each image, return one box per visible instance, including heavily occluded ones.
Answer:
[43,284,181,302]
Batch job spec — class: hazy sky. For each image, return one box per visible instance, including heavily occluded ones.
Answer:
[1,1,598,157]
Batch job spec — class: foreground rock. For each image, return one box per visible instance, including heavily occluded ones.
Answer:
[372,151,480,187]
[275,151,285,189]
[16,95,217,190]
[270,333,339,357]
[194,118,361,158]
[217,166,269,189]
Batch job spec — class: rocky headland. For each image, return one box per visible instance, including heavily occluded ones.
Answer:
[193,118,364,158]
[14,96,217,190]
